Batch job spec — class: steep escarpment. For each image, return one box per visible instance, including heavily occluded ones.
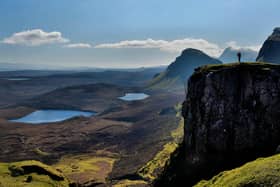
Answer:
[257,28,280,63]
[183,62,280,183]
[156,62,280,186]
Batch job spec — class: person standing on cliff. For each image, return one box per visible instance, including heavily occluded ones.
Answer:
[237,52,241,63]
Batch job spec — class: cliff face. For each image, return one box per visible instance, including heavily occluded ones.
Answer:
[257,28,280,63]
[180,63,280,185]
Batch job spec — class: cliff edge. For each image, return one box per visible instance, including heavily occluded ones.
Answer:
[184,62,280,185]
[156,62,280,186]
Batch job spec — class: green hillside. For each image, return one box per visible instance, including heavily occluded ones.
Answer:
[0,160,70,187]
[195,153,280,187]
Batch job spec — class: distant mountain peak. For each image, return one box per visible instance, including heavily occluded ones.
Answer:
[181,48,205,55]
[268,27,280,41]
[273,27,280,34]
[257,27,280,63]
[149,48,222,89]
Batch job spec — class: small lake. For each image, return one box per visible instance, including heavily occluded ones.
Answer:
[5,78,30,81]
[119,93,149,101]
[10,109,95,124]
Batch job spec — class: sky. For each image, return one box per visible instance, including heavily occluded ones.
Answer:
[0,0,280,68]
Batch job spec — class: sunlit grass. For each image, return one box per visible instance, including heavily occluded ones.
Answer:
[113,179,148,187]
[137,109,184,182]
[53,154,116,184]
[0,160,69,187]
[195,154,280,187]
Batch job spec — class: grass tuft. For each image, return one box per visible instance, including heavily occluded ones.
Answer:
[33,148,50,156]
[113,179,148,187]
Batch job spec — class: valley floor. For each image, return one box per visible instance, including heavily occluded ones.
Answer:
[0,71,184,186]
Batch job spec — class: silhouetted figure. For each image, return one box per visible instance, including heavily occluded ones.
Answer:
[237,52,241,63]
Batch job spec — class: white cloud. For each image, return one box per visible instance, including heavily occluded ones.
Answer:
[64,43,92,48]
[2,29,69,46]
[226,41,261,52]
[2,29,261,57]
[95,38,223,57]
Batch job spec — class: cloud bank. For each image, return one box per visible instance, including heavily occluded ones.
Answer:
[95,38,223,57]
[226,41,261,52]
[1,29,261,57]
[64,43,92,48]
[95,38,262,57]
[2,29,69,46]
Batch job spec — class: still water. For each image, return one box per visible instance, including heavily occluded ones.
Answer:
[119,93,149,101]
[10,109,95,124]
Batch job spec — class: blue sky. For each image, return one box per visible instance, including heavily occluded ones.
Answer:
[0,0,279,68]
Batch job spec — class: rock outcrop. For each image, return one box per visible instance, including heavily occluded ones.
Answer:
[182,62,280,185]
[257,28,280,63]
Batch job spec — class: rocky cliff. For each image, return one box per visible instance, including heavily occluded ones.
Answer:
[184,62,280,185]
[156,62,280,186]
[257,28,280,63]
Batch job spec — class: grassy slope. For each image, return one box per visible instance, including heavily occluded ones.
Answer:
[147,71,183,91]
[54,153,117,184]
[0,154,117,186]
[0,160,69,187]
[137,104,184,182]
[112,105,184,186]
[195,153,280,187]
